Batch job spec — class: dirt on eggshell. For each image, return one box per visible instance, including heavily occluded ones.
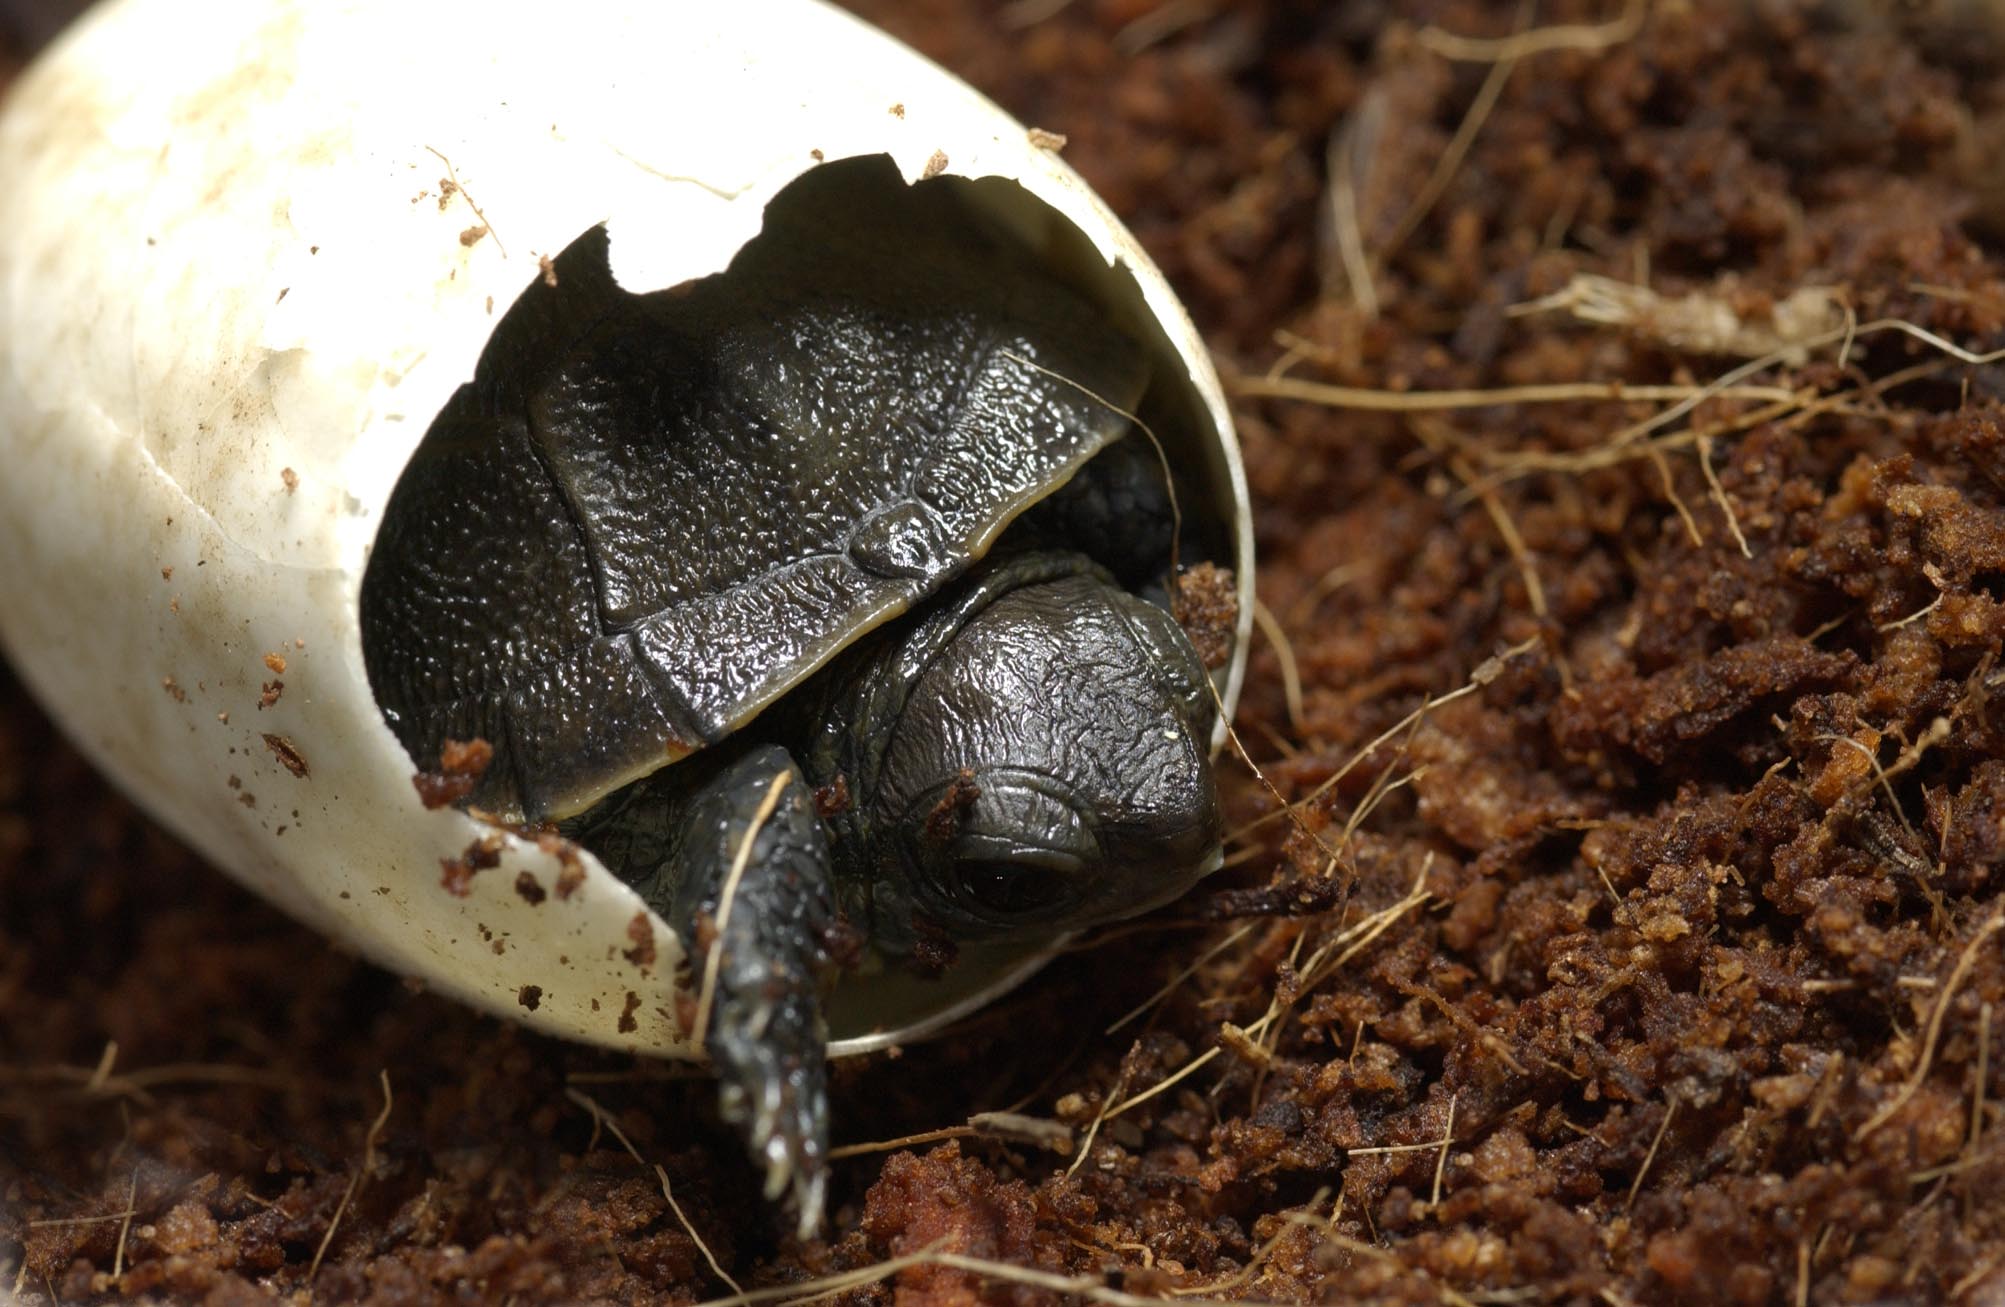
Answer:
[8,1,2005,1304]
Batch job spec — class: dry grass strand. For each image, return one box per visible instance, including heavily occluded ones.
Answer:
[565,1086,744,1295]
[1227,373,1800,412]
[996,347,1183,578]
[827,1125,975,1160]
[423,145,506,257]
[1418,0,1646,63]
[1514,274,1848,362]
[1450,451,1548,616]
[1237,638,1537,839]
[691,1242,1291,1307]
[1101,1047,1222,1123]
[1376,1,1529,268]
[110,1169,137,1283]
[1696,432,1752,558]
[1170,1189,1333,1297]
[690,769,794,1049]
[307,1069,393,1288]
[1857,910,2005,1141]
[1973,1002,1992,1160]
[1251,600,1307,738]
[1625,1095,1677,1214]
[1430,1093,1457,1208]
[1323,96,1381,316]
[1063,1057,1138,1179]
[85,1042,117,1094]
[1105,922,1258,1035]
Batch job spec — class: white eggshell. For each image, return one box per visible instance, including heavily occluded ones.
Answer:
[0,0,1252,1057]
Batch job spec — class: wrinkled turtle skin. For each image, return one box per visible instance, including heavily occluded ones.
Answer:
[361,156,1225,1235]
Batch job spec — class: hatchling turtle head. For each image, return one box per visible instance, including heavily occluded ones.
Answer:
[816,560,1223,952]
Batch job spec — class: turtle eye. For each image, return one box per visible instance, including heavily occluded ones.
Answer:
[955,859,1074,916]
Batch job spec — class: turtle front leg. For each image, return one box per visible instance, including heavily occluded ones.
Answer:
[674,747,837,1233]
[570,745,838,1235]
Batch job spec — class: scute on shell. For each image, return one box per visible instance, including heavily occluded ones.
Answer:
[362,158,1150,821]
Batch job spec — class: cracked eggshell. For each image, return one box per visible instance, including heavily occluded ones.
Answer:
[0,0,1253,1057]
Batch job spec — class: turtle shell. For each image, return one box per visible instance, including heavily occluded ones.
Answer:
[361,157,1149,821]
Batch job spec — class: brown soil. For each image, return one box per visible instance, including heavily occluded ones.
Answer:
[9,1,2005,1304]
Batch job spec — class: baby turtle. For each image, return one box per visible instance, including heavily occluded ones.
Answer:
[360,158,1229,1233]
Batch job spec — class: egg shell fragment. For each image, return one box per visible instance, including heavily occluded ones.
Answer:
[0,0,1252,1056]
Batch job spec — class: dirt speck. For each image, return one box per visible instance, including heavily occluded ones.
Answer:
[813,773,851,818]
[517,984,542,1011]
[535,830,588,899]
[820,915,867,971]
[622,912,656,970]
[439,834,505,898]
[260,734,308,778]
[906,915,959,979]
[514,871,547,906]
[411,736,493,808]
[921,767,980,846]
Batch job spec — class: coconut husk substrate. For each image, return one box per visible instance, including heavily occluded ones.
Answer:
[8,1,2005,1303]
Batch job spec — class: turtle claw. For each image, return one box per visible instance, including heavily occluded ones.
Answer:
[794,1167,828,1242]
[712,1005,830,1234]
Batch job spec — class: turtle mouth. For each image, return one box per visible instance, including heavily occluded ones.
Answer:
[950,832,1088,872]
